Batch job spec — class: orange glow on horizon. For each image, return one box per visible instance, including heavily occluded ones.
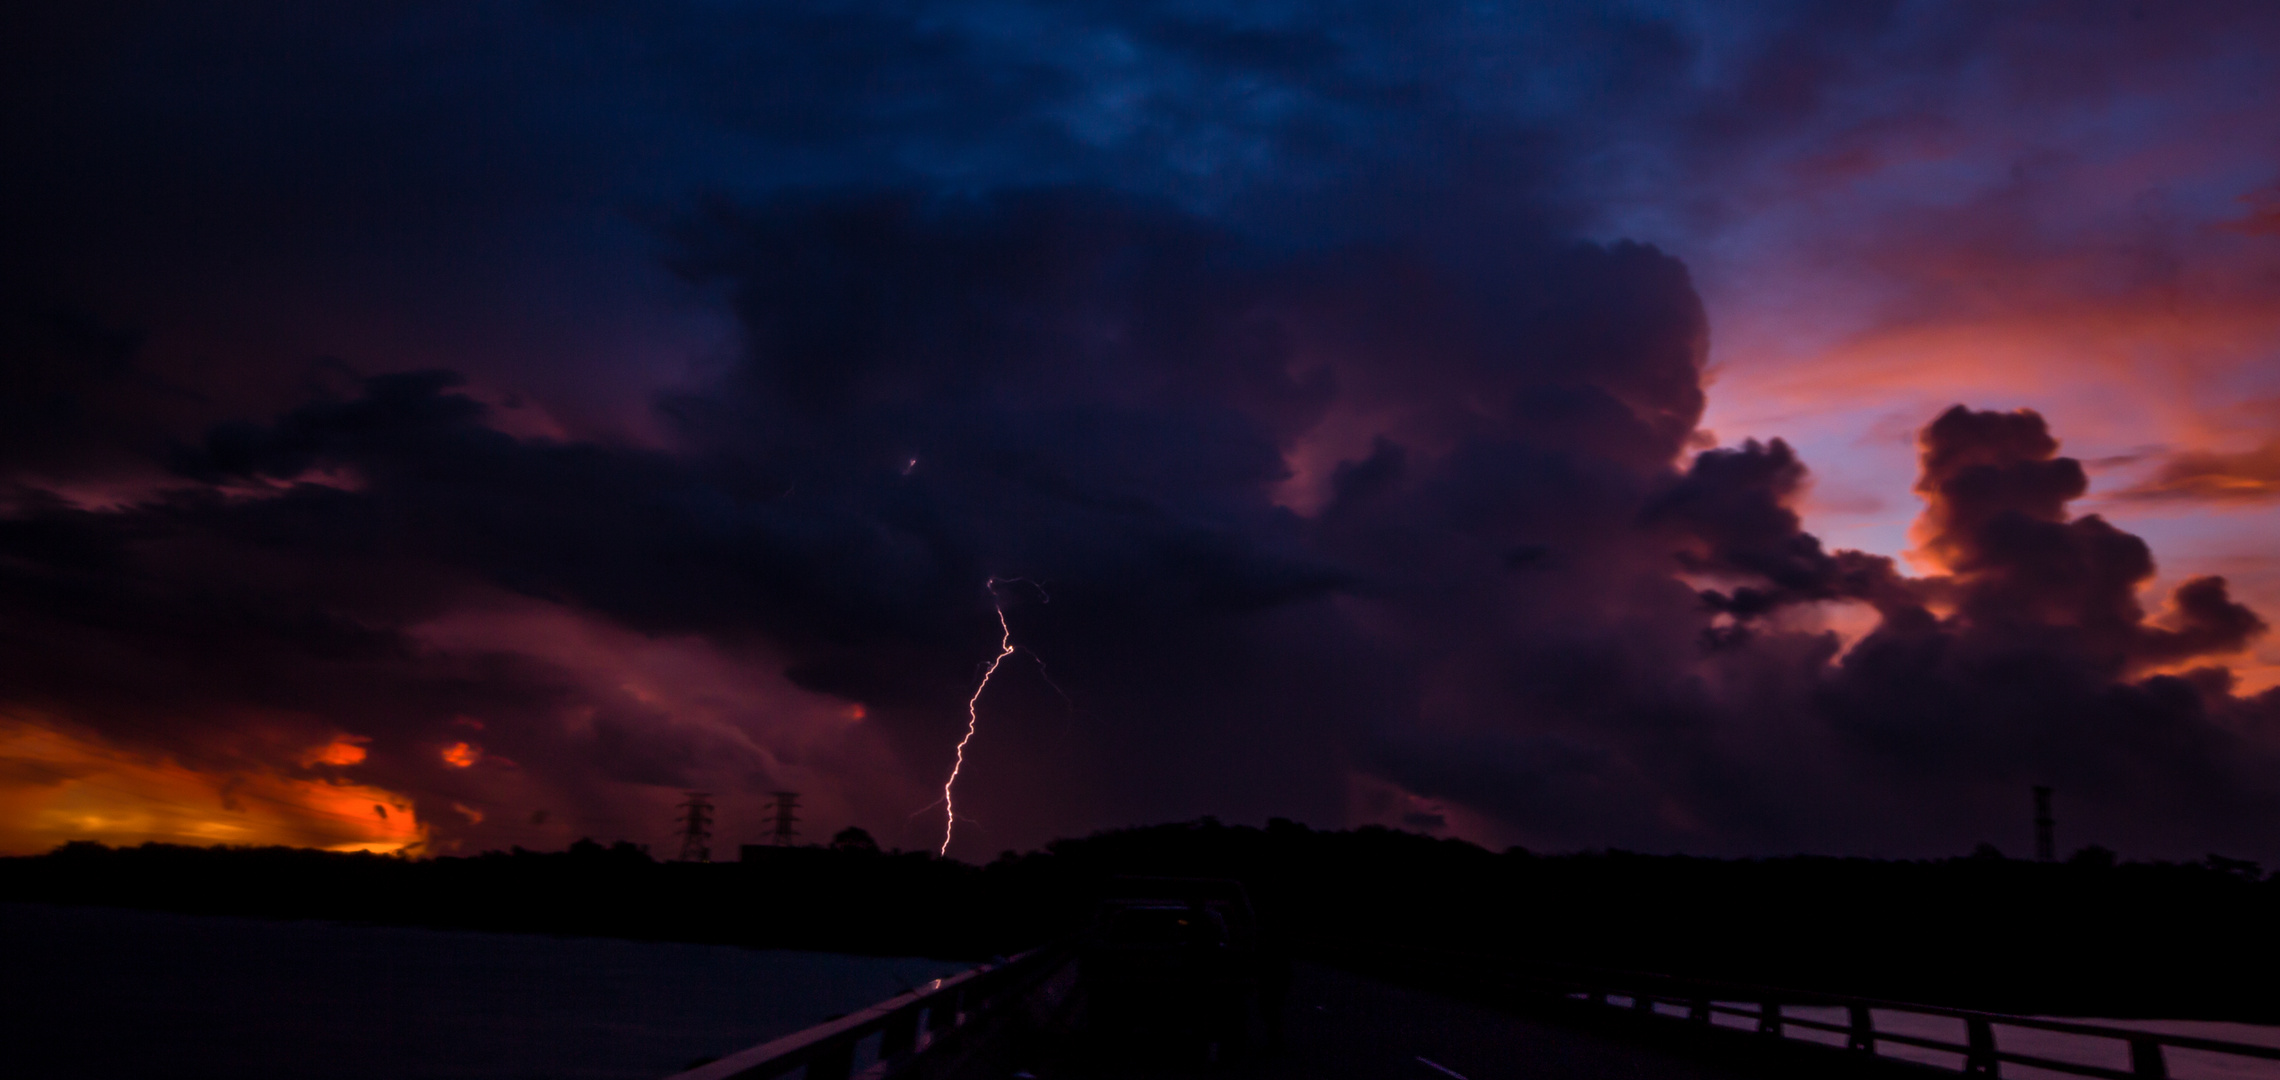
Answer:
[1721,300,2280,422]
[0,719,425,855]
[440,742,482,768]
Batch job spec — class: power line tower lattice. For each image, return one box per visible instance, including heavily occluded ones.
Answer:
[2033,785,2055,863]
[767,791,799,846]
[675,792,714,862]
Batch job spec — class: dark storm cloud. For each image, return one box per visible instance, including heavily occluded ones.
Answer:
[1645,438,1910,621]
[1,172,1723,848]
[131,189,1711,844]
[6,1,2280,859]
[3,0,1613,476]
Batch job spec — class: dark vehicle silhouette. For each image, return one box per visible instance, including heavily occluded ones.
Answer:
[1075,877,1262,1058]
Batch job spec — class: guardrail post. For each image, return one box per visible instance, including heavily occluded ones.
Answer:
[1689,999,1710,1023]
[2129,1038,2167,1079]
[1758,1001,1782,1036]
[1964,1017,1999,1076]
[1846,1004,1875,1053]
[805,1036,856,1080]
[926,988,963,1033]
[878,1004,921,1060]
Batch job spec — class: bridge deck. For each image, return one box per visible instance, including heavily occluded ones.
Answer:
[993,963,1825,1080]
[1266,964,1774,1080]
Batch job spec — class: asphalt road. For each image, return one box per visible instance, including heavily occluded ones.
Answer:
[1258,965,1774,1080]
[998,963,1783,1080]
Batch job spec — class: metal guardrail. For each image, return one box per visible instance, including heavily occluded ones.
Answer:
[662,948,1066,1080]
[1544,966,2280,1079]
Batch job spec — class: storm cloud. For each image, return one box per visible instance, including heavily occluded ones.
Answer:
[4,1,2277,860]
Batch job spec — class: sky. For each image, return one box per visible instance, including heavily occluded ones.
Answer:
[4,0,2279,862]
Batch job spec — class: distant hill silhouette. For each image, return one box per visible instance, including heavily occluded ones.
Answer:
[6,820,2273,1020]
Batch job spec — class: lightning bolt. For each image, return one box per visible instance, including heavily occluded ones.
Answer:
[940,577,1055,857]
[990,579,1071,707]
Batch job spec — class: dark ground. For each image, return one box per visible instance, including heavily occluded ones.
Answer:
[9,820,2280,1018]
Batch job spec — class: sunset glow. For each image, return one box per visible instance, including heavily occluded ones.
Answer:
[0,720,424,855]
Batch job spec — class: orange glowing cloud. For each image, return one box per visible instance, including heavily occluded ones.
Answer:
[300,735,370,767]
[2119,437,2280,504]
[1689,122,2280,703]
[0,719,425,855]
[440,741,482,768]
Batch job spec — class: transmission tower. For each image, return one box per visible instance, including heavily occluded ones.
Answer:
[2033,785,2055,862]
[675,791,714,862]
[766,791,800,846]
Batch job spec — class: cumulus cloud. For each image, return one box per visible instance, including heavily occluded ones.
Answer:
[1908,406,2266,671]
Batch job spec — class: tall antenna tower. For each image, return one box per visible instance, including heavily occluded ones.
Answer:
[675,791,714,862]
[2032,785,2055,862]
[767,791,800,846]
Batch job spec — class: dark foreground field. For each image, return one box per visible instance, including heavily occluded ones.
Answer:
[6,820,2276,1019]
[0,902,962,1080]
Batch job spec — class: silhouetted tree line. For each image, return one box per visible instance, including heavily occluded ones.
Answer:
[5,821,2274,1019]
